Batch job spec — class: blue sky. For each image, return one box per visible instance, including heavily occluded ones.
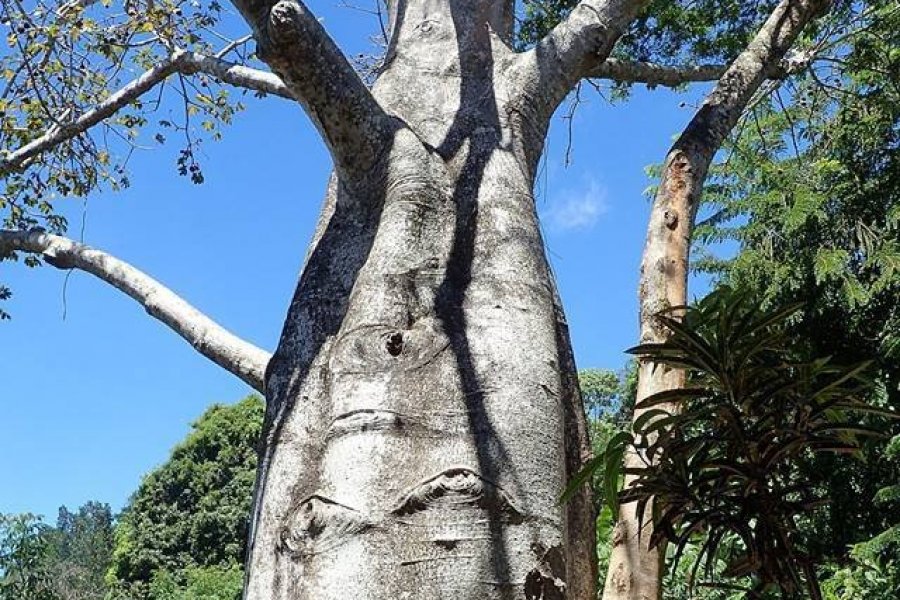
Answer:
[1,4,711,520]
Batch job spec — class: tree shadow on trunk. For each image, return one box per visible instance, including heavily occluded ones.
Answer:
[433,9,519,598]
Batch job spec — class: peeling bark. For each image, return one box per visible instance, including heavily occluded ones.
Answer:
[602,2,831,600]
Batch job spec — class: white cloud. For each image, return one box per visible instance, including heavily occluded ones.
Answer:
[542,177,608,232]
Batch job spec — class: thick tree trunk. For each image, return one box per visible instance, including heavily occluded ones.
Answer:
[243,1,597,597]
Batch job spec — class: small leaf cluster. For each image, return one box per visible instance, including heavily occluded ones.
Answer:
[0,0,250,235]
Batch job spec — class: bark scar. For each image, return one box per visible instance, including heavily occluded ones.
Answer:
[392,466,525,523]
[278,495,373,558]
[663,209,678,230]
[525,543,567,599]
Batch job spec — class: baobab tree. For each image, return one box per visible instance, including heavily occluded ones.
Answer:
[0,0,838,598]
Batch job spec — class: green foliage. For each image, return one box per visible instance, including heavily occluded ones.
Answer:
[518,0,788,58]
[574,368,633,587]
[2,399,262,600]
[696,0,900,376]
[579,364,636,426]
[147,564,243,600]
[560,429,629,510]
[572,368,635,510]
[0,503,114,600]
[619,287,891,597]
[0,1,251,316]
[816,433,900,598]
[689,3,900,594]
[578,368,621,417]
[47,502,115,600]
[0,0,246,233]
[107,395,263,599]
[0,514,57,600]
[820,525,900,599]
[517,0,838,104]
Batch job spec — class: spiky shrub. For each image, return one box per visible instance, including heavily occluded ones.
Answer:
[619,287,893,598]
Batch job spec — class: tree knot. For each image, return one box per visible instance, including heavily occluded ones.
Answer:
[385,331,404,356]
[268,0,303,38]
[278,495,372,559]
[663,209,679,230]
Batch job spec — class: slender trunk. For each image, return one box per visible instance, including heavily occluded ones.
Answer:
[602,144,691,600]
[602,2,830,599]
[244,1,595,597]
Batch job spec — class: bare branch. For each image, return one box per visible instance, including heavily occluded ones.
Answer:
[0,50,295,177]
[0,229,271,392]
[55,0,101,18]
[591,59,726,87]
[180,52,293,100]
[590,49,818,87]
[230,0,391,179]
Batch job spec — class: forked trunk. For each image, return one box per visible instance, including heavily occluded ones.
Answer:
[243,1,596,597]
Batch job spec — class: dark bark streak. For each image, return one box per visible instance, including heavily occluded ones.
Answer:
[549,294,598,600]
[432,13,518,596]
[247,161,393,591]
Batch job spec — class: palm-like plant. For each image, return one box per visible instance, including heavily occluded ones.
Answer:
[567,287,896,598]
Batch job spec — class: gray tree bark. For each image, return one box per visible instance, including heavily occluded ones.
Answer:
[231,0,643,597]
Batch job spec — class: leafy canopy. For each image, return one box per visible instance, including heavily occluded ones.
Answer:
[108,395,263,599]
[0,502,115,600]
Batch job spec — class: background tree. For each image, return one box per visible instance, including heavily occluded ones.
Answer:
[0,513,56,600]
[690,2,900,595]
[0,503,115,600]
[47,502,116,600]
[582,3,900,594]
[108,395,262,599]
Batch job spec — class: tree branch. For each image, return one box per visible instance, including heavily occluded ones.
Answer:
[180,51,293,100]
[603,1,832,597]
[0,229,271,392]
[511,1,650,118]
[673,0,828,178]
[230,0,391,179]
[505,0,648,163]
[0,50,294,177]
[591,59,725,87]
[589,50,817,87]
